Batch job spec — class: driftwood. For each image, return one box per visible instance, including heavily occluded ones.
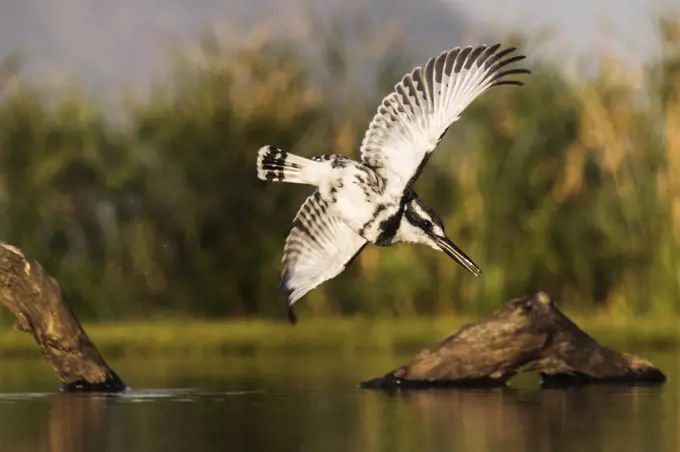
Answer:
[0,241,126,392]
[361,292,666,390]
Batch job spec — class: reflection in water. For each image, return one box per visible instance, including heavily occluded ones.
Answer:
[48,394,111,452]
[0,353,676,452]
[0,389,261,452]
[372,385,671,452]
[0,393,112,452]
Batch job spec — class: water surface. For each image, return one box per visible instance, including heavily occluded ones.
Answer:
[0,351,677,451]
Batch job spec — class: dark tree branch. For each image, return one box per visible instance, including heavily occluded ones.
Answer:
[360,292,666,390]
[0,241,126,392]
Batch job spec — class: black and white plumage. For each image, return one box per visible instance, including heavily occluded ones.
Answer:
[256,43,530,324]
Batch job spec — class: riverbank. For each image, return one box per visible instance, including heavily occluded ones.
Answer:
[0,314,677,359]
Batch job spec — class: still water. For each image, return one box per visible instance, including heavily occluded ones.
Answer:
[0,350,678,452]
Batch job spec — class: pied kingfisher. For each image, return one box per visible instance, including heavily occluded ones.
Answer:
[256,43,530,323]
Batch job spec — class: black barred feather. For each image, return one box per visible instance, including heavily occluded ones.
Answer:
[256,146,323,185]
[280,191,367,324]
[257,146,290,181]
[360,43,530,195]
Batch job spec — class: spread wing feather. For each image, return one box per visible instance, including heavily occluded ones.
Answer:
[280,191,367,324]
[359,43,530,195]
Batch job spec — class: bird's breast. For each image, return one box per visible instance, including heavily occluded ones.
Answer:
[322,164,400,242]
[354,199,403,244]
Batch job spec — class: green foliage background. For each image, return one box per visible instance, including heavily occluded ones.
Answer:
[1,18,680,322]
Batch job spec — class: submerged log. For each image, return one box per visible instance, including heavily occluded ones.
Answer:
[0,241,126,392]
[360,292,666,390]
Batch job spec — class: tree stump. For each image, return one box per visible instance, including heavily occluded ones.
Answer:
[360,292,666,389]
[0,241,126,392]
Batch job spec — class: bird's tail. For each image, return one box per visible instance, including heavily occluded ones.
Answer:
[256,146,323,185]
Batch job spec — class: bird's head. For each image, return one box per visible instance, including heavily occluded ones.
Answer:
[399,198,482,277]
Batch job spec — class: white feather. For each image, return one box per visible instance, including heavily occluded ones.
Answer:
[281,191,367,307]
[359,44,529,196]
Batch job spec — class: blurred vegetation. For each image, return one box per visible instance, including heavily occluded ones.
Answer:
[1,313,677,360]
[0,16,680,323]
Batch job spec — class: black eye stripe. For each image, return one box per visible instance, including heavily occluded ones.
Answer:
[405,208,433,230]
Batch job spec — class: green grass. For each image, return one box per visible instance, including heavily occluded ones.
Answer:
[1,314,679,360]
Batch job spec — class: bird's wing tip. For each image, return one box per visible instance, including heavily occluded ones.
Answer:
[279,277,299,325]
[286,306,298,325]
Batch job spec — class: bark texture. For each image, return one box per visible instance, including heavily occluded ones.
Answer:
[0,241,126,392]
[361,292,666,389]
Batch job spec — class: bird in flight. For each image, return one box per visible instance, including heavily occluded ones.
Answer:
[256,43,530,324]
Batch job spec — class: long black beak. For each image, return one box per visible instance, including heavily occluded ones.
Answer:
[433,235,482,277]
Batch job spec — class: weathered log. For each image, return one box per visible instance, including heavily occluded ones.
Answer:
[0,241,126,392]
[360,291,666,389]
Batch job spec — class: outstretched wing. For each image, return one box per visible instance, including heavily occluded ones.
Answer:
[280,191,367,324]
[359,43,530,195]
